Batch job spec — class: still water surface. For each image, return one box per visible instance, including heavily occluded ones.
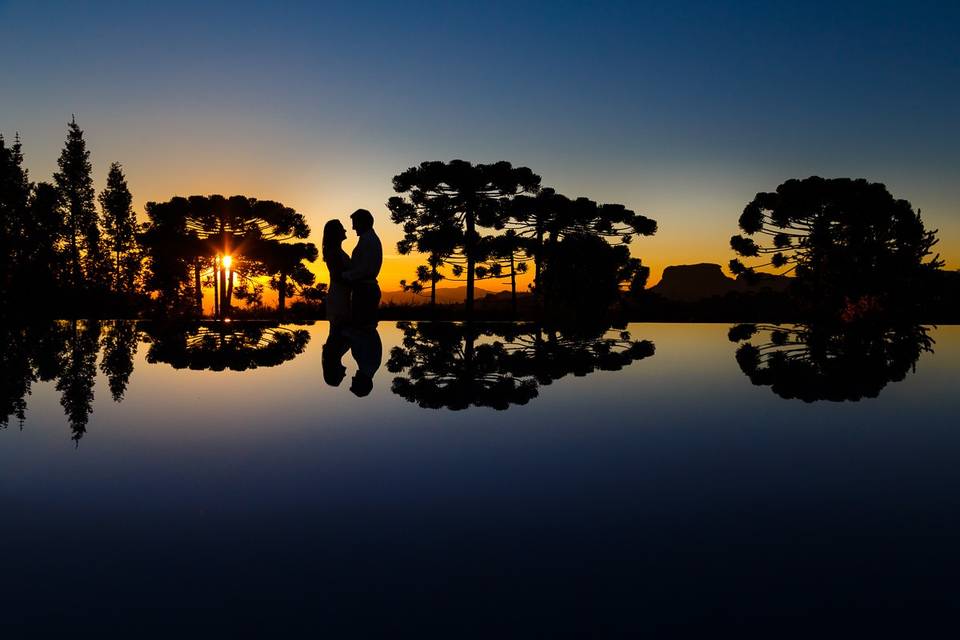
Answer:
[1,321,958,634]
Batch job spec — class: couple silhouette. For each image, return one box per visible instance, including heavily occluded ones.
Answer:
[321,209,383,396]
[322,208,383,329]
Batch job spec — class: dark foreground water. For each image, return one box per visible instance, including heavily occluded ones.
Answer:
[1,321,958,635]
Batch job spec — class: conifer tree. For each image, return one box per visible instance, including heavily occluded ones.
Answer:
[0,132,32,304]
[99,162,138,293]
[54,117,106,289]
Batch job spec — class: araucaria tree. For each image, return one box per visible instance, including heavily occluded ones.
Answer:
[99,162,140,294]
[55,117,108,290]
[389,160,541,314]
[506,188,657,297]
[140,195,316,317]
[730,177,943,309]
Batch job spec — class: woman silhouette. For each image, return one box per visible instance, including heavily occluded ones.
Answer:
[322,220,352,330]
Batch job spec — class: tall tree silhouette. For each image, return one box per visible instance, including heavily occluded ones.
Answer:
[729,177,943,312]
[54,117,107,290]
[99,162,140,294]
[728,321,934,402]
[0,132,32,311]
[390,160,541,314]
[99,320,138,401]
[21,182,65,306]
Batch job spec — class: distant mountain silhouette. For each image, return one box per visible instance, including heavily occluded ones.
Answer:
[382,286,527,306]
[648,263,790,302]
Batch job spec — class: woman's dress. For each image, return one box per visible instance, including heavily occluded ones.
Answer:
[325,249,352,327]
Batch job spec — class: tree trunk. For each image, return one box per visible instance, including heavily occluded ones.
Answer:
[194,260,202,315]
[219,259,228,316]
[71,225,80,289]
[542,230,558,307]
[278,271,287,318]
[534,228,544,299]
[226,269,234,314]
[213,259,220,318]
[510,251,517,317]
[465,212,475,316]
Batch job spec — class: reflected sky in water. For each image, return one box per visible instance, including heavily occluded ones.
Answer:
[1,321,959,634]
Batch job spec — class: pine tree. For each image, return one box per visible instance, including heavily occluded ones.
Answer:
[0,132,32,307]
[54,116,106,290]
[98,162,138,293]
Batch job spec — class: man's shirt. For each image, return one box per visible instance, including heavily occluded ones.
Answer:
[344,229,383,284]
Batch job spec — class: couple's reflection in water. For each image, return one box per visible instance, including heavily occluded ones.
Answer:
[322,323,383,397]
[728,321,935,402]
[1,319,656,441]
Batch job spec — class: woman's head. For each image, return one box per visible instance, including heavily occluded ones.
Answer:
[322,220,347,259]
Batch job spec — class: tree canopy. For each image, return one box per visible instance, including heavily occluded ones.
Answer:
[389,160,541,313]
[730,177,943,310]
[141,195,316,316]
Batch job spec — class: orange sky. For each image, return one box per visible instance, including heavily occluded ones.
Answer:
[144,166,957,312]
[10,120,958,312]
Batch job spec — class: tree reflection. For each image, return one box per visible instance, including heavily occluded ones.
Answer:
[56,320,101,442]
[143,321,310,371]
[728,322,934,402]
[100,320,139,401]
[387,321,655,410]
[2,321,312,442]
[0,325,35,430]
[1,323,71,432]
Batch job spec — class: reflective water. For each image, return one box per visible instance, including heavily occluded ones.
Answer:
[1,321,958,634]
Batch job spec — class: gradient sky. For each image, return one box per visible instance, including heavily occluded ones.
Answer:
[2,0,957,293]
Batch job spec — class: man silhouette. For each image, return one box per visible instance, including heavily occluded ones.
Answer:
[343,208,383,328]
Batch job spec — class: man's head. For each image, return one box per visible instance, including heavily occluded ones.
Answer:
[350,208,374,235]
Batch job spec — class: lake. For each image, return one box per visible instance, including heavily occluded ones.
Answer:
[2,320,958,635]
